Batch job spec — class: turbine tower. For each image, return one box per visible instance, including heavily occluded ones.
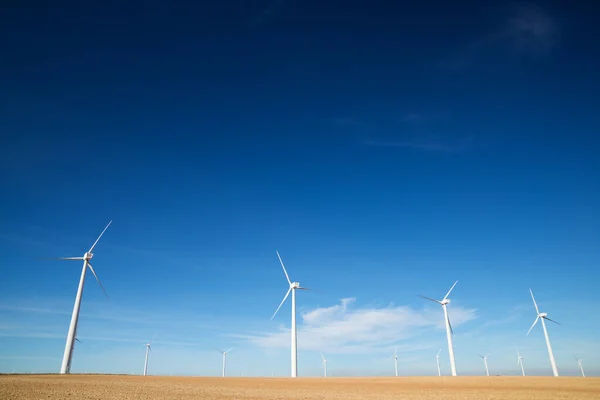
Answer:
[574,356,585,377]
[436,349,442,377]
[418,280,459,376]
[271,250,310,378]
[217,348,233,377]
[320,353,327,377]
[57,221,111,374]
[143,340,152,376]
[392,347,398,377]
[478,353,490,376]
[517,349,525,376]
[527,289,560,377]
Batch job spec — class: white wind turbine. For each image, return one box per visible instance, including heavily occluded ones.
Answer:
[517,349,525,376]
[56,221,112,374]
[392,347,398,377]
[217,348,233,377]
[271,250,310,378]
[418,280,459,376]
[143,340,153,376]
[320,353,328,377]
[478,353,490,376]
[436,349,442,376]
[527,289,560,377]
[574,356,585,377]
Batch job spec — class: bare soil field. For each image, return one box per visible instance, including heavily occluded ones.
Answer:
[1,375,599,400]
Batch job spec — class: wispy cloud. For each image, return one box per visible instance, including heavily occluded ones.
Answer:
[332,112,474,153]
[236,298,478,354]
[447,3,558,70]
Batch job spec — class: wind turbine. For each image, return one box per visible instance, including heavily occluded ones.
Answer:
[392,347,398,377]
[57,221,111,374]
[478,353,490,376]
[527,289,560,377]
[143,340,152,376]
[320,353,328,377]
[436,349,442,376]
[217,348,233,377]
[418,280,459,376]
[271,250,310,378]
[517,349,525,376]
[574,356,585,377]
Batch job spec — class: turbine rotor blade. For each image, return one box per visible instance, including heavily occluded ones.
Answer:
[443,280,458,300]
[544,316,561,325]
[297,287,310,290]
[447,313,454,335]
[418,295,441,304]
[55,257,84,260]
[271,287,292,320]
[437,349,442,357]
[529,289,540,314]
[87,263,109,299]
[275,250,292,285]
[225,348,233,354]
[478,354,484,358]
[526,316,539,336]
[88,220,112,253]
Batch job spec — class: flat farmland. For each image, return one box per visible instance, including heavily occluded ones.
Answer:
[1,375,599,400]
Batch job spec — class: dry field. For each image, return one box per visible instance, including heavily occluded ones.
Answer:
[1,375,599,400]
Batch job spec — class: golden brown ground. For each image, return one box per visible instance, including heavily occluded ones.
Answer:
[1,375,599,400]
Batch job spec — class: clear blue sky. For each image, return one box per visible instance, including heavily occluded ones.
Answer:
[1,0,599,377]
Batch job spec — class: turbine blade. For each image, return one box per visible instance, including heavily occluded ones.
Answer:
[544,316,561,325]
[447,313,454,335]
[216,348,224,354]
[297,287,310,290]
[87,263,109,299]
[88,221,112,253]
[320,352,325,362]
[443,280,458,300]
[478,354,484,358]
[418,295,441,304]
[275,250,292,285]
[437,349,442,357]
[76,338,82,344]
[55,257,84,260]
[526,316,539,336]
[394,347,398,357]
[225,348,233,353]
[529,289,540,314]
[271,287,292,320]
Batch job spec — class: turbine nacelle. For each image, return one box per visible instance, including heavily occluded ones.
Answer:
[539,312,547,318]
[83,252,94,261]
[441,299,450,305]
[291,282,300,289]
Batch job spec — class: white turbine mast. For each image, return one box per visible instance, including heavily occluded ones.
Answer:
[271,250,310,378]
[143,340,153,376]
[320,352,328,377]
[527,288,560,377]
[517,348,525,376]
[217,348,233,377]
[392,347,398,377]
[574,356,585,378]
[57,221,112,374]
[418,280,459,376]
[436,349,442,377]
[478,353,490,376]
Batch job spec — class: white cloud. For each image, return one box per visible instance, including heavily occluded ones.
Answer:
[239,298,478,354]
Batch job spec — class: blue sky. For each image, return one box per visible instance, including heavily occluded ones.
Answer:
[1,0,599,377]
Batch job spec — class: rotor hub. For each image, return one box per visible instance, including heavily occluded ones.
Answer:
[441,299,450,305]
[291,282,300,289]
[539,312,547,317]
[84,252,93,260]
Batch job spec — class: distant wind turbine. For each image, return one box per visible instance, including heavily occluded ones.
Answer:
[478,353,490,376]
[517,349,525,376]
[527,289,560,377]
[392,347,398,377]
[55,221,112,374]
[574,356,585,377]
[217,348,233,377]
[436,349,442,376]
[418,280,459,376]
[143,340,153,376]
[271,250,311,378]
[320,353,328,377]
